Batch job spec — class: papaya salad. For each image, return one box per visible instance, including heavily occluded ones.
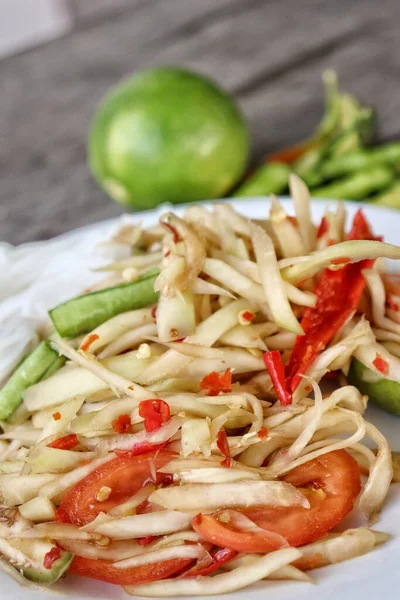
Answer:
[1,175,400,596]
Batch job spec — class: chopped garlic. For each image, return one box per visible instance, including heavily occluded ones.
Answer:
[122,267,139,282]
[136,343,151,359]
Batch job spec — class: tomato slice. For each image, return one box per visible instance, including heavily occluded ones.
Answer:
[69,555,193,585]
[192,513,288,553]
[56,449,176,525]
[192,450,361,553]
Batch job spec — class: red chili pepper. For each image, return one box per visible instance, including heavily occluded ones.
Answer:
[387,298,400,312]
[265,141,312,165]
[316,216,329,239]
[183,547,238,578]
[287,209,378,392]
[331,257,351,266]
[52,412,61,421]
[115,441,168,459]
[112,414,132,434]
[216,430,231,468]
[200,369,232,396]
[137,536,155,546]
[258,426,269,439]
[373,354,389,376]
[43,546,61,569]
[80,334,99,352]
[242,311,255,323]
[263,351,292,405]
[48,434,79,450]
[324,370,340,380]
[347,209,379,241]
[138,399,170,433]
[163,221,180,243]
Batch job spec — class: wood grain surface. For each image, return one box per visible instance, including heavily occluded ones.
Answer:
[1,0,399,244]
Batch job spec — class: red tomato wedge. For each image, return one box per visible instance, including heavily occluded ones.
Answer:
[69,555,193,586]
[286,209,378,391]
[55,449,176,525]
[192,513,288,554]
[192,450,361,553]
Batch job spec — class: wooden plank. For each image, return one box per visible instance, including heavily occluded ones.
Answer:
[1,0,400,244]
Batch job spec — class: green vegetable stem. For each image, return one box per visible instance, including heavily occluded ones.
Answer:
[319,143,400,179]
[233,162,290,197]
[49,269,160,338]
[0,341,64,421]
[311,165,395,200]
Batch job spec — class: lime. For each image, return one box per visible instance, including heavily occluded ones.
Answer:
[88,67,249,210]
[348,358,400,415]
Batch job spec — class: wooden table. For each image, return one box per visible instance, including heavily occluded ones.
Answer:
[1,0,399,244]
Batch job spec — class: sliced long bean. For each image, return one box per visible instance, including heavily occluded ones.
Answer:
[49,269,159,338]
[233,162,290,197]
[320,143,400,179]
[312,165,395,200]
[0,341,62,420]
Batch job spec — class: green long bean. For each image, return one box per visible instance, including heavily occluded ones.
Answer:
[50,269,159,338]
[320,143,400,179]
[312,165,395,200]
[233,162,290,197]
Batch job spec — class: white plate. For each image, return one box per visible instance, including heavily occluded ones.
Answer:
[2,197,400,600]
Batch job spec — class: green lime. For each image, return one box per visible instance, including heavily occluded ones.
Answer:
[88,67,249,210]
[348,358,400,415]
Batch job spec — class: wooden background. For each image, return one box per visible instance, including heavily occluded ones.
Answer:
[1,0,399,244]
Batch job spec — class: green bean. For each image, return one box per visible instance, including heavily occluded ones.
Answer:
[320,143,400,179]
[311,165,395,200]
[0,341,62,420]
[50,269,159,338]
[336,93,375,147]
[233,162,290,197]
